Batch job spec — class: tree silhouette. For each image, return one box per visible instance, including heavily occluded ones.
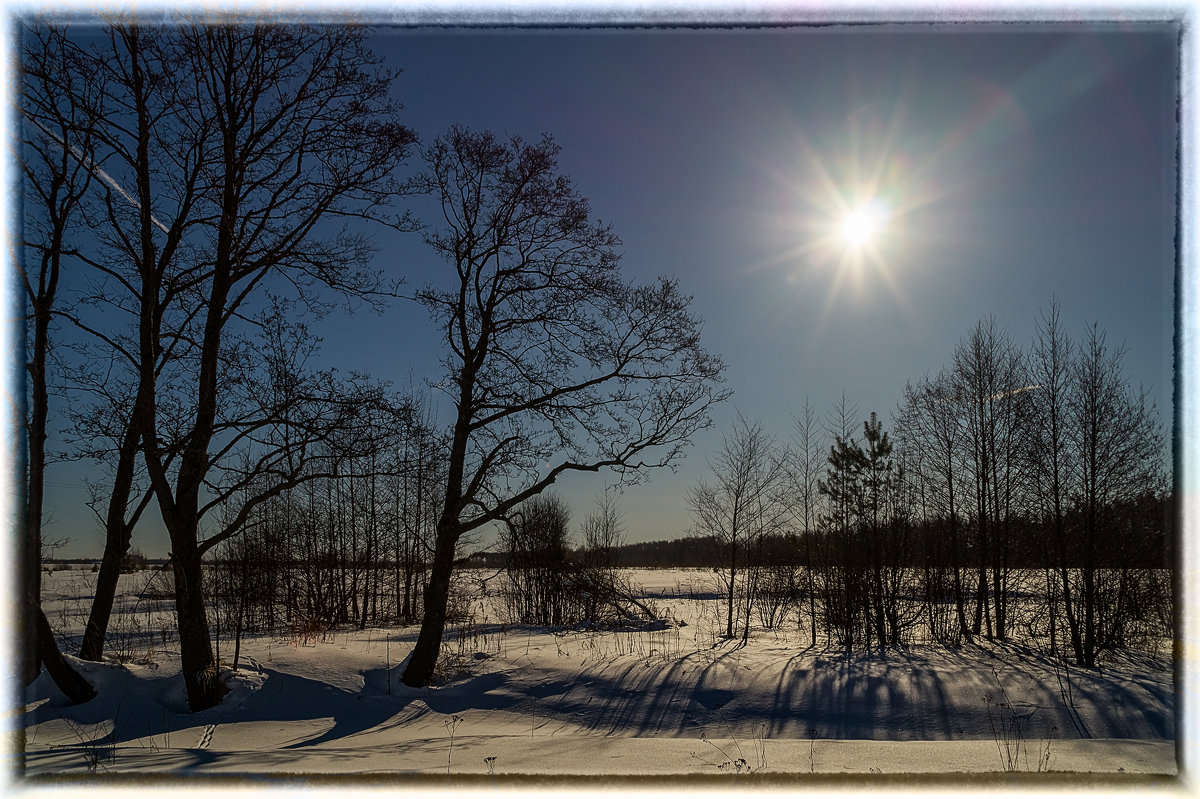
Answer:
[688,413,788,640]
[18,23,99,703]
[401,126,728,687]
[26,22,415,710]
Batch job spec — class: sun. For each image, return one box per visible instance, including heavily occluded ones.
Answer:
[839,199,888,249]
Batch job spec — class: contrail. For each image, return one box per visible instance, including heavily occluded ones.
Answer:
[934,384,1042,404]
[990,384,1041,401]
[26,114,170,235]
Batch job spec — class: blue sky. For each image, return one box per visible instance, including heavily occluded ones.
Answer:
[37,24,1178,558]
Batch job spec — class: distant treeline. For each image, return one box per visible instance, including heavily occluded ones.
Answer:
[495,489,1171,570]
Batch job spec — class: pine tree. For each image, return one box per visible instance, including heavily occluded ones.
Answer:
[818,424,868,647]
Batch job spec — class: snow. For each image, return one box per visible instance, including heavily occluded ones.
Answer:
[9,568,1179,790]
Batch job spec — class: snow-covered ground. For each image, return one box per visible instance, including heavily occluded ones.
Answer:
[11,568,1177,782]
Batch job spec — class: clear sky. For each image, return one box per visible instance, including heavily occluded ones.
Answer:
[36,23,1179,558]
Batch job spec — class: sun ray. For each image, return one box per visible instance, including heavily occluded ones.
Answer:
[727,51,1022,338]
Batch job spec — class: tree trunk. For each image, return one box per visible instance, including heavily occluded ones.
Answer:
[726,549,736,638]
[805,533,817,646]
[948,513,969,640]
[80,418,143,661]
[24,239,93,699]
[79,541,128,661]
[20,500,40,687]
[33,600,95,704]
[24,263,52,686]
[1044,564,1058,656]
[171,540,226,710]
[232,540,250,671]
[401,518,457,687]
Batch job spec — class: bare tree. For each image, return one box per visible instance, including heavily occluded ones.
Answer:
[786,399,824,644]
[952,317,1029,640]
[392,394,444,623]
[1065,322,1165,667]
[39,22,415,710]
[577,487,630,622]
[688,413,788,640]
[1026,299,1075,657]
[400,126,728,687]
[501,493,574,626]
[897,370,971,641]
[581,486,625,571]
[29,23,205,672]
[17,23,99,702]
[66,361,162,663]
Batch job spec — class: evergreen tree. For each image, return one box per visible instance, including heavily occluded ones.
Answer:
[818,418,868,647]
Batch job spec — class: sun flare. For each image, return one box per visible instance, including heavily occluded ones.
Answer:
[840,199,888,249]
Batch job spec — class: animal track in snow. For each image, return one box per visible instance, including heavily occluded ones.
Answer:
[197,724,216,749]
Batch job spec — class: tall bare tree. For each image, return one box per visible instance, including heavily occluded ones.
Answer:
[786,399,824,644]
[952,317,1029,640]
[897,370,971,641]
[17,23,99,703]
[1065,322,1164,666]
[688,413,788,640]
[37,22,415,710]
[1026,299,1075,657]
[400,126,728,687]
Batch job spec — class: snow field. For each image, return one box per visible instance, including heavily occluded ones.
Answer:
[16,567,1177,778]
